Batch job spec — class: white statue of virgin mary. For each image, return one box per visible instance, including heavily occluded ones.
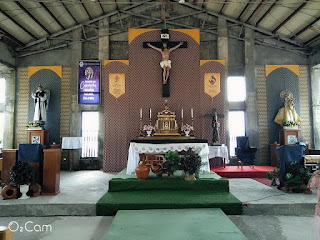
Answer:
[31,84,50,122]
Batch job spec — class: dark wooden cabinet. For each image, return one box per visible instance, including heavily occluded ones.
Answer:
[1,149,18,184]
[42,149,61,195]
[270,144,280,167]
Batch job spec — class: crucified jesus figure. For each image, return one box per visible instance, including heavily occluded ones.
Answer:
[147,42,183,84]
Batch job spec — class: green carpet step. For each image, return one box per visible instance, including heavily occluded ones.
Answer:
[109,169,229,193]
[96,190,242,216]
[104,208,248,240]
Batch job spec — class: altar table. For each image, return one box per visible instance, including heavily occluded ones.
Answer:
[126,139,210,174]
[208,145,229,168]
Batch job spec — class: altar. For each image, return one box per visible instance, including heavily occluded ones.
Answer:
[126,139,210,174]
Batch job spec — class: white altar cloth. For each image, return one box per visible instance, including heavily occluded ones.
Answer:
[126,142,210,174]
[208,145,229,164]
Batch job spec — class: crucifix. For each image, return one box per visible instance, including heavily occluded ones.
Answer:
[204,109,225,146]
[143,29,187,97]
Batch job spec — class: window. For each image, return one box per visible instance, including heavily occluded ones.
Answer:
[228,111,245,156]
[227,76,246,102]
[0,78,4,103]
[227,76,246,156]
[0,113,4,149]
[81,111,99,158]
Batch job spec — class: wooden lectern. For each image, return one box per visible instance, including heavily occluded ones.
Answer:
[42,148,61,195]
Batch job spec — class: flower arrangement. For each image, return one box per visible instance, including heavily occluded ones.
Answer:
[282,121,300,127]
[143,124,155,131]
[181,124,194,132]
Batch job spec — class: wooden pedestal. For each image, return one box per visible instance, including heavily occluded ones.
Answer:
[1,149,18,184]
[270,143,280,167]
[27,130,49,145]
[42,149,61,195]
[279,129,300,145]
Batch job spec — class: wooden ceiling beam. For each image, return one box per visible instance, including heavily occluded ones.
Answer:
[291,16,320,39]
[39,2,65,30]
[237,0,252,21]
[219,0,227,14]
[97,0,105,14]
[255,0,278,26]
[272,1,309,34]
[79,1,93,20]
[17,0,153,50]
[305,33,320,46]
[59,0,79,24]
[245,0,265,23]
[0,9,37,39]
[0,27,24,47]
[15,2,51,35]
[173,0,304,48]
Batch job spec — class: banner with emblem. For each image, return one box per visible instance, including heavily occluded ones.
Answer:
[78,60,101,104]
[109,73,125,98]
[204,73,220,98]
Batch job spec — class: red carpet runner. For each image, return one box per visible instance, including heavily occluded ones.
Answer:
[211,166,275,178]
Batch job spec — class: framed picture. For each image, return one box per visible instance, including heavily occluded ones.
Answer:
[31,136,40,144]
[287,135,298,145]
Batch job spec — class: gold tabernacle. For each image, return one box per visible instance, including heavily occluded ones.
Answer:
[154,100,180,136]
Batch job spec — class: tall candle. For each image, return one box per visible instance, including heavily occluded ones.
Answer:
[191,108,193,118]
[181,109,184,118]
[149,108,152,118]
[140,108,142,119]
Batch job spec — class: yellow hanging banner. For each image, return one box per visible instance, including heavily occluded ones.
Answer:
[204,73,220,98]
[109,73,125,98]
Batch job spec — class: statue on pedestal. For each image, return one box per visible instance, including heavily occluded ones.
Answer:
[274,90,301,128]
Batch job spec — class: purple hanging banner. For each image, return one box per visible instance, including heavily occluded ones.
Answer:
[78,60,101,104]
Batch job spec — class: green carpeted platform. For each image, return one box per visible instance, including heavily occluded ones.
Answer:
[109,169,229,192]
[96,169,242,216]
[104,208,248,240]
[97,190,242,215]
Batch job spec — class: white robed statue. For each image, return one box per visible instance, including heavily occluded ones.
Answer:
[31,84,50,122]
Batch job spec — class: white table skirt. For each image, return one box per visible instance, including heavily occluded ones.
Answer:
[208,145,229,164]
[126,142,210,174]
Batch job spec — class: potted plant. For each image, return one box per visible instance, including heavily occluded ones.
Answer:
[180,148,202,180]
[284,162,311,193]
[181,124,194,137]
[10,161,34,198]
[266,167,280,187]
[163,151,181,176]
[143,124,155,137]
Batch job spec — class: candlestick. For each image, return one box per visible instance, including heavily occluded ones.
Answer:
[181,109,184,119]
[149,108,152,119]
[191,108,193,118]
[140,108,142,119]
[139,118,143,136]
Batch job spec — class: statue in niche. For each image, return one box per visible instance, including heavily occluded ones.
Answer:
[31,83,50,122]
[146,41,183,84]
[274,90,301,127]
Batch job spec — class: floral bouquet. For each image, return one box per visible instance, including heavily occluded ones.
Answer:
[143,124,155,131]
[181,124,194,132]
[282,121,300,128]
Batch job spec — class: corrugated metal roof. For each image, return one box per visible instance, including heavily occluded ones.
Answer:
[0,0,318,52]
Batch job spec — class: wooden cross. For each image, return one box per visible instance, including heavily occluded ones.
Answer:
[143,30,187,98]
